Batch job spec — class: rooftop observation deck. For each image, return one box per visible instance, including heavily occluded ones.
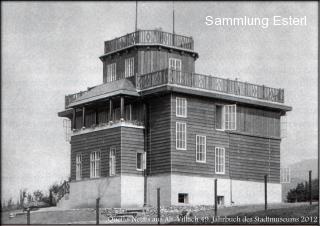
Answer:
[103,30,194,55]
[64,69,285,109]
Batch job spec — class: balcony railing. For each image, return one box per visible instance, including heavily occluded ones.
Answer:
[137,69,285,103]
[104,30,194,54]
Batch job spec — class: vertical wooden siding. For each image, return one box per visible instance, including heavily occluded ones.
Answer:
[147,94,172,175]
[170,93,230,178]
[138,49,195,75]
[121,127,145,175]
[70,127,121,180]
[169,93,281,182]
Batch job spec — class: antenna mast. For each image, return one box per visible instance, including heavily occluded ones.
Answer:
[172,1,175,34]
[135,1,138,31]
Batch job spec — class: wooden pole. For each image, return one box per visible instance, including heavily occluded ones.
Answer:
[143,103,148,207]
[214,179,217,217]
[96,198,100,225]
[157,188,160,225]
[264,174,268,210]
[27,208,30,225]
[135,1,138,32]
[309,170,312,205]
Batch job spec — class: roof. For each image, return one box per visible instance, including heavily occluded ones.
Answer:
[67,79,139,108]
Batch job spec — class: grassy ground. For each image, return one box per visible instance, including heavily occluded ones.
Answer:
[1,202,318,224]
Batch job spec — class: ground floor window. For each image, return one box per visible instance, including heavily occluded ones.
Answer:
[178,193,189,204]
[109,148,116,176]
[90,151,101,178]
[76,154,82,180]
[217,196,224,205]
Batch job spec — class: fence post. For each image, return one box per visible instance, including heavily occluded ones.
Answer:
[214,179,217,217]
[309,170,312,205]
[157,188,161,225]
[27,208,30,225]
[96,197,100,225]
[264,174,268,210]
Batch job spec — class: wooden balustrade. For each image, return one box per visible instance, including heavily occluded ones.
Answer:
[138,69,285,103]
[104,30,194,54]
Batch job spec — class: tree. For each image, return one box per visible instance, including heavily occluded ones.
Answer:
[287,179,319,202]
[33,190,44,202]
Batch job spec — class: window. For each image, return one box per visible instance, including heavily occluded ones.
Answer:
[176,122,187,150]
[136,152,146,171]
[169,58,182,83]
[109,148,116,176]
[90,151,101,178]
[225,105,236,130]
[196,135,206,163]
[178,193,189,204]
[215,147,225,174]
[125,57,134,78]
[76,154,82,180]
[217,196,225,205]
[107,63,116,82]
[215,105,236,130]
[176,97,187,117]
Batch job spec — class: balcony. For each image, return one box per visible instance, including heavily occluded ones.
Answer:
[104,30,194,55]
[137,69,285,103]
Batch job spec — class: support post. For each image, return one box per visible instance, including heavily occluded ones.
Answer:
[82,106,86,128]
[96,197,100,225]
[264,174,268,210]
[95,109,98,125]
[143,103,148,207]
[27,208,30,225]
[120,96,125,121]
[214,179,217,217]
[157,188,160,225]
[109,99,113,122]
[309,170,312,205]
[72,108,76,129]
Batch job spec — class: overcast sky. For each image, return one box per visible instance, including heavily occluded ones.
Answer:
[2,1,317,202]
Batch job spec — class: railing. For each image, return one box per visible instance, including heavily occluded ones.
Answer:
[65,91,88,108]
[137,69,285,103]
[56,180,70,203]
[104,30,194,54]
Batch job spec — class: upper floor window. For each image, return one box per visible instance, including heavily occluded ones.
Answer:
[215,147,225,174]
[176,122,187,150]
[125,57,134,78]
[136,152,146,171]
[169,58,182,83]
[196,135,206,163]
[107,63,116,82]
[109,148,116,176]
[169,58,181,71]
[90,151,101,178]
[216,104,236,130]
[76,153,82,180]
[176,97,187,117]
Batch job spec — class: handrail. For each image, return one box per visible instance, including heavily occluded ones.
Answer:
[137,69,285,103]
[104,30,194,54]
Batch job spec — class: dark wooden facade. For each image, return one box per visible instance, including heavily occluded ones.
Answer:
[62,29,289,185]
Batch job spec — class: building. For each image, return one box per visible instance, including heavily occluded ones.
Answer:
[58,29,292,209]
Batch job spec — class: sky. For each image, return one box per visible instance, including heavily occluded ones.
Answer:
[1,1,318,202]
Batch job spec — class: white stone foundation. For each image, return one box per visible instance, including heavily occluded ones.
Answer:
[147,174,282,207]
[58,174,281,209]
